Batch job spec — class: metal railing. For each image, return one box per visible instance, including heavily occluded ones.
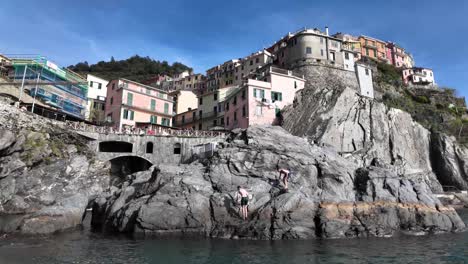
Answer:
[64,121,226,138]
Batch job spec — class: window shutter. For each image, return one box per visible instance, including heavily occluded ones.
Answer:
[260,89,265,98]
[164,103,169,114]
[253,88,257,98]
[127,93,133,106]
[130,111,134,120]
[151,99,156,111]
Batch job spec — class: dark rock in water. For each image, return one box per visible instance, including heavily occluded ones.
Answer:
[430,132,468,190]
[92,126,465,239]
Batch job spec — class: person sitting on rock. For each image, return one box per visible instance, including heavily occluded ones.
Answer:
[278,168,290,190]
[234,186,250,220]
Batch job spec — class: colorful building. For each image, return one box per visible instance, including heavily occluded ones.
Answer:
[223,66,305,130]
[105,78,174,130]
[85,74,108,123]
[402,67,435,85]
[170,89,198,114]
[10,55,88,120]
[173,108,198,130]
[386,42,413,68]
[358,35,388,63]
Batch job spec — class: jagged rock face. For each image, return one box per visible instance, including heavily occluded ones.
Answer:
[282,65,443,193]
[0,102,110,234]
[430,133,468,190]
[92,126,465,240]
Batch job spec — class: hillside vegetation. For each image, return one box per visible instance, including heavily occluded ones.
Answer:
[67,55,192,83]
[374,62,468,144]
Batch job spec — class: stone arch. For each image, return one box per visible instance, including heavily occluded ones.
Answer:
[108,155,153,184]
[146,142,154,154]
[99,141,132,153]
[174,143,181,155]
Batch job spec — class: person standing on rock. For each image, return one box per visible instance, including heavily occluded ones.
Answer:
[235,186,250,220]
[278,168,290,191]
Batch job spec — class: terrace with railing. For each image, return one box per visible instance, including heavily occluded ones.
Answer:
[64,121,227,138]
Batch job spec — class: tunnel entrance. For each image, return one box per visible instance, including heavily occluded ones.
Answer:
[99,141,133,153]
[109,156,153,185]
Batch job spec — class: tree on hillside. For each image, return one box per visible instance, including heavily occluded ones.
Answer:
[67,55,193,82]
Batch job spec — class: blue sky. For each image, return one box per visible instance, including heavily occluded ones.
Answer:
[1,0,467,98]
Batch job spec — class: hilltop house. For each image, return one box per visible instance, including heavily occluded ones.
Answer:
[402,67,435,86]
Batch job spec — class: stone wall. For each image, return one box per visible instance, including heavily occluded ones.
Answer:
[90,134,224,165]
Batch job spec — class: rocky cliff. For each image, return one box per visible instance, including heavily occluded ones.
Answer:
[0,101,110,234]
[282,65,468,192]
[92,126,465,239]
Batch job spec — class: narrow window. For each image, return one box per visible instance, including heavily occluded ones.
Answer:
[90,81,93,87]
[123,109,129,119]
[321,49,324,56]
[98,83,102,89]
[365,69,369,76]
[242,105,246,117]
[345,52,349,60]
[112,83,115,90]
[234,111,237,121]
[306,47,312,54]
[213,106,217,113]
[213,119,217,126]
[226,116,230,126]
[150,99,156,111]
[146,142,153,153]
[233,96,237,105]
[164,103,169,114]
[174,143,181,154]
[255,58,259,63]
[214,93,218,100]
[199,97,203,105]
[127,92,133,106]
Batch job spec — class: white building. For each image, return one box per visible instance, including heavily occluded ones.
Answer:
[402,67,435,86]
[342,50,357,72]
[85,74,109,123]
[355,63,374,98]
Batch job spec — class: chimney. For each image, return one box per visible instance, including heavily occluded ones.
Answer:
[325,26,329,36]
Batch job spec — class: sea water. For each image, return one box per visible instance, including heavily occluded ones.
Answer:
[0,210,467,264]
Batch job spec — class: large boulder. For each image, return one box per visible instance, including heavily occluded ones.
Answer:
[430,133,468,190]
[92,126,465,239]
[0,101,110,234]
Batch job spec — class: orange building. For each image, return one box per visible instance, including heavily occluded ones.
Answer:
[358,35,388,63]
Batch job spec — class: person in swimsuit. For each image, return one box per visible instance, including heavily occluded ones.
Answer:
[235,186,250,220]
[278,168,290,190]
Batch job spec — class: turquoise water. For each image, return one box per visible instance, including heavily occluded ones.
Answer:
[0,210,467,264]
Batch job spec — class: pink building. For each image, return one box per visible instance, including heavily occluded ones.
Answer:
[223,67,305,130]
[105,78,174,131]
[386,42,410,68]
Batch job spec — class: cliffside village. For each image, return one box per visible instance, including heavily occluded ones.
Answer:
[0,27,438,132]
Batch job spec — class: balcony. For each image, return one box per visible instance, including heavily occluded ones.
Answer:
[363,42,377,49]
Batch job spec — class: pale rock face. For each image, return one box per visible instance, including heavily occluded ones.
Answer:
[282,65,442,193]
[91,126,465,240]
